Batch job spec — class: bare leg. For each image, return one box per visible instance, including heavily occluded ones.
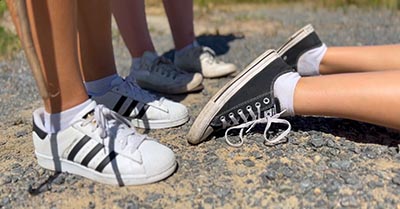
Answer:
[7,0,88,113]
[77,0,117,82]
[162,0,195,50]
[112,0,155,57]
[320,45,400,75]
[294,70,400,130]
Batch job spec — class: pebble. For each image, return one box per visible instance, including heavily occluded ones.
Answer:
[368,180,384,189]
[392,175,400,186]
[1,197,10,206]
[52,174,65,185]
[3,176,12,184]
[340,196,359,208]
[145,193,163,202]
[310,137,325,148]
[242,159,255,167]
[15,130,28,138]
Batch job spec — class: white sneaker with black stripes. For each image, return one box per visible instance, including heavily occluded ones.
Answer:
[32,101,177,186]
[91,76,189,129]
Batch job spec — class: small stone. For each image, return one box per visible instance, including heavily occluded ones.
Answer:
[313,155,321,163]
[52,174,65,185]
[279,184,292,193]
[245,179,253,184]
[326,139,337,148]
[368,180,384,189]
[340,173,358,185]
[251,151,263,160]
[242,159,255,167]
[204,197,214,204]
[313,188,322,195]
[392,175,400,185]
[1,197,10,206]
[3,176,12,184]
[300,179,313,191]
[261,170,277,181]
[365,147,378,159]
[310,137,325,148]
[340,196,359,207]
[89,201,95,209]
[146,193,163,202]
[15,130,28,138]
[281,167,294,178]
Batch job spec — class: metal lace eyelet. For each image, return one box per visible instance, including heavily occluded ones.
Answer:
[237,109,243,114]
[263,98,270,104]
[246,105,252,111]
[255,102,261,107]
[229,112,234,117]
[220,116,225,121]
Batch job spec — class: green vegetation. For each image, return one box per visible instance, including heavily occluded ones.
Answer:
[195,0,400,9]
[0,1,19,59]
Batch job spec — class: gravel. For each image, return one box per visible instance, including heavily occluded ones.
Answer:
[1,4,400,209]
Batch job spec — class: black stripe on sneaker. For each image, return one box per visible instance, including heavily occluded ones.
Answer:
[32,119,47,140]
[67,135,91,161]
[135,104,149,119]
[123,100,139,117]
[95,151,118,172]
[81,143,104,167]
[113,96,127,112]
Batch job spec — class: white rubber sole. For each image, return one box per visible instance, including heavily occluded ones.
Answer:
[187,50,279,144]
[277,24,315,56]
[35,152,177,186]
[131,114,189,129]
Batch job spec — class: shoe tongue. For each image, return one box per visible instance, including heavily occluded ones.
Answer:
[142,51,158,63]
[110,76,124,87]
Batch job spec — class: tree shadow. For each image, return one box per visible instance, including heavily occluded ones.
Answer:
[161,33,244,61]
[289,116,400,147]
[209,116,400,147]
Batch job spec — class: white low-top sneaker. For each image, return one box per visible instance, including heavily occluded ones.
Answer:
[131,51,203,94]
[174,46,237,78]
[91,76,189,129]
[32,101,177,186]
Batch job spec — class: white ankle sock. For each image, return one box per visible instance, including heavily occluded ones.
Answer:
[175,40,200,57]
[297,43,327,76]
[85,74,118,96]
[273,72,301,116]
[44,99,93,133]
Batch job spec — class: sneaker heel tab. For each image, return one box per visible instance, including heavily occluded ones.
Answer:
[32,113,48,140]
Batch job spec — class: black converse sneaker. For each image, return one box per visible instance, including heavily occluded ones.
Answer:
[277,24,323,70]
[32,101,177,186]
[187,50,293,146]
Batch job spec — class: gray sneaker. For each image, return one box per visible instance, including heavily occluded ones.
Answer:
[131,51,203,94]
[174,46,237,78]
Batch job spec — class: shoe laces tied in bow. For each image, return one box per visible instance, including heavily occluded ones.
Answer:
[82,105,146,154]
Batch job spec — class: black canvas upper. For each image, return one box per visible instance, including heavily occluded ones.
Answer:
[210,57,294,129]
[281,31,322,69]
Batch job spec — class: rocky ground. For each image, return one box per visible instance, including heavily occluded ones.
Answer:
[1,3,400,209]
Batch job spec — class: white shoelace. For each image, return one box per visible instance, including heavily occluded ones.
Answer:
[224,110,291,147]
[82,105,146,154]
